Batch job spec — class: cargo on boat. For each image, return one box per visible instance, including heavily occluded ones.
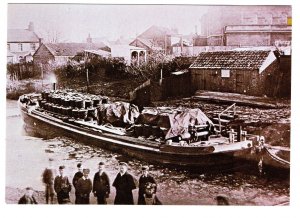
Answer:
[18,90,280,170]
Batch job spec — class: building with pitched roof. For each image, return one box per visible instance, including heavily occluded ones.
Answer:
[33,43,109,65]
[7,22,42,63]
[199,5,292,46]
[131,25,179,54]
[189,50,282,96]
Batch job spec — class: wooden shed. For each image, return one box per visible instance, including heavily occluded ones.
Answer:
[189,50,281,97]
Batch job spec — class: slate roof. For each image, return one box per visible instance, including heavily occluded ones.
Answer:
[138,25,178,39]
[44,43,108,56]
[190,50,271,70]
[84,49,111,57]
[130,38,163,50]
[8,29,41,42]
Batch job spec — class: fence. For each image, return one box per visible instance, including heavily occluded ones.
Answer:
[7,62,41,80]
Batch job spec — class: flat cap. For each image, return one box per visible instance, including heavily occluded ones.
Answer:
[142,165,149,170]
[59,165,65,170]
[77,163,82,168]
[48,158,54,161]
[98,162,105,166]
[25,187,33,190]
[119,162,128,167]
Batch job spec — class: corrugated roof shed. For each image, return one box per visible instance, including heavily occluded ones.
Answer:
[8,29,41,42]
[190,50,271,70]
[44,43,108,56]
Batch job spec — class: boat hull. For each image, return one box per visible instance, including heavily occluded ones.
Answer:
[19,101,253,170]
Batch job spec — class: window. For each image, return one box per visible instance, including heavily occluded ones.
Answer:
[7,44,10,51]
[30,43,36,50]
[18,43,23,51]
[221,69,230,78]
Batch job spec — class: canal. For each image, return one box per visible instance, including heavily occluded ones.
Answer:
[6,100,289,205]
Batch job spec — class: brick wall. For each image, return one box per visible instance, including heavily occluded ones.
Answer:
[33,44,55,64]
[226,33,271,46]
[226,32,292,46]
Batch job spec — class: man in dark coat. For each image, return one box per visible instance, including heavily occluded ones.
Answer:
[76,168,93,204]
[54,166,72,204]
[42,158,56,204]
[18,187,38,204]
[72,163,83,204]
[138,165,157,205]
[93,162,110,204]
[112,162,136,205]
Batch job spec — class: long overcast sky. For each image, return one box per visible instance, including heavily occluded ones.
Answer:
[7,4,210,42]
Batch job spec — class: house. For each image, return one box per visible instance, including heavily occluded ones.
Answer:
[110,45,147,65]
[33,43,109,65]
[129,38,163,54]
[172,39,193,57]
[189,50,282,97]
[132,25,178,54]
[7,51,18,64]
[7,22,42,63]
[84,49,111,59]
[199,5,291,46]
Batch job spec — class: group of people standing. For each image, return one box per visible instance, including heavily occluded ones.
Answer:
[40,158,161,205]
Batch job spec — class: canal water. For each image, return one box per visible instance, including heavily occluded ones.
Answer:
[5,100,290,205]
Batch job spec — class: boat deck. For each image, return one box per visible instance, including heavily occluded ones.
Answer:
[22,102,253,155]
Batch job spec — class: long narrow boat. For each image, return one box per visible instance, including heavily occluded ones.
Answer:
[18,92,259,170]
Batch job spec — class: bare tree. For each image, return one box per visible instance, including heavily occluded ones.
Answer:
[39,28,67,43]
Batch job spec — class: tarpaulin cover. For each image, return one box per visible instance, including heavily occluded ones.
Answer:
[98,102,140,127]
[136,108,213,139]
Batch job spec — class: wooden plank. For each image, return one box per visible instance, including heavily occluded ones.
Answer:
[213,117,230,123]
[75,120,126,135]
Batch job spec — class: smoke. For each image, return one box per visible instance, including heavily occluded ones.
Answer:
[43,72,57,84]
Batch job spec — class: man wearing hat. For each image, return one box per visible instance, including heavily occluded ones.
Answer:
[112,162,136,205]
[54,166,72,204]
[42,158,56,204]
[93,162,110,204]
[76,168,93,204]
[138,165,157,205]
[18,187,38,204]
[215,195,229,205]
[72,163,83,204]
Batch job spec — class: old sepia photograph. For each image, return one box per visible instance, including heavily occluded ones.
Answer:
[4,2,295,214]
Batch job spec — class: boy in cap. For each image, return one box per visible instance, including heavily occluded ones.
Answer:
[215,195,229,205]
[72,163,83,204]
[76,168,93,204]
[42,158,56,204]
[54,166,72,204]
[18,187,38,204]
[93,162,110,204]
[138,165,157,205]
[112,162,136,205]
[143,182,162,205]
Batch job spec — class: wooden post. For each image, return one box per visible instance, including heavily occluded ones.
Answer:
[86,68,89,93]
[159,68,163,85]
[40,63,44,89]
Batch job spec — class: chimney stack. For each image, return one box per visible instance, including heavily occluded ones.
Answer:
[28,22,34,32]
[87,33,92,43]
